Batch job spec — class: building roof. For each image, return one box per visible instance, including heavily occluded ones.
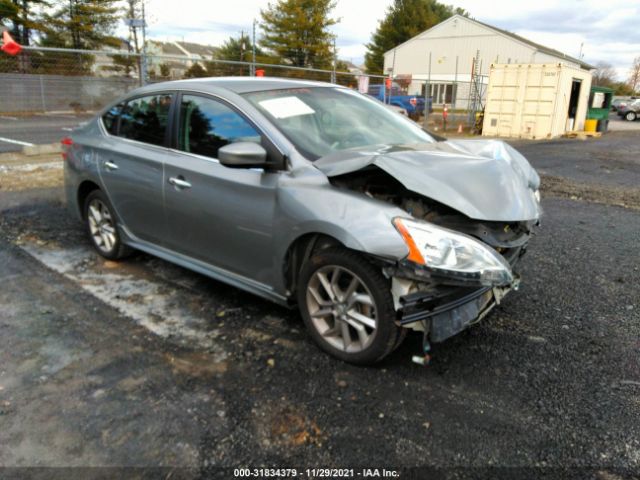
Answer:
[146,40,218,59]
[175,41,217,57]
[386,14,594,71]
[147,40,185,56]
[469,16,594,70]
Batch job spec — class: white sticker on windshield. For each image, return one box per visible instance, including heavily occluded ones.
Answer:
[259,96,315,119]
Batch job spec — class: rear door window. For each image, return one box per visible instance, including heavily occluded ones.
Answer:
[177,94,261,159]
[102,103,123,135]
[118,94,173,147]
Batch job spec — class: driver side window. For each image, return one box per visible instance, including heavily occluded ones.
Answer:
[177,94,261,159]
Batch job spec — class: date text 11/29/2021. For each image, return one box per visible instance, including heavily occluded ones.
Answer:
[233,468,400,478]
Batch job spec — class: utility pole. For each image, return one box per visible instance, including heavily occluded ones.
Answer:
[331,37,337,84]
[251,19,257,76]
[240,29,245,61]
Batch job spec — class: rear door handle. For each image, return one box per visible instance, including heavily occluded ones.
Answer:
[104,161,118,171]
[168,177,192,189]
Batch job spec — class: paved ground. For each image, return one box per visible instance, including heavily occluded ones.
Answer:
[0,132,639,478]
[0,113,93,153]
[510,131,640,212]
[513,131,640,189]
[609,111,640,132]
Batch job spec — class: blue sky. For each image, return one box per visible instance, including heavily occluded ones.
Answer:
[138,0,639,80]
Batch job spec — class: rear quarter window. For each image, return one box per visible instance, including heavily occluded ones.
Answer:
[101,103,122,135]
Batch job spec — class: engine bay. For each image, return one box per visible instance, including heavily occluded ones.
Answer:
[329,166,534,249]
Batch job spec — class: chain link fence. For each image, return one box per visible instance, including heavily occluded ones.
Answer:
[0,46,484,132]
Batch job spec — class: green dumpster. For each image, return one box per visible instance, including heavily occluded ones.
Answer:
[587,86,613,133]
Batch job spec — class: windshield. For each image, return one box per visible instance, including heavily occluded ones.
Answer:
[242,87,434,160]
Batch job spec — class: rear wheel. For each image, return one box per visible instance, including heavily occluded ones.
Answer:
[297,247,405,365]
[84,190,132,260]
[625,111,637,121]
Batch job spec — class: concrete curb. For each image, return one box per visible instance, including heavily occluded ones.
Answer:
[22,143,62,156]
[0,150,61,165]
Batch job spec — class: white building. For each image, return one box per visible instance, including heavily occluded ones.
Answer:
[383,14,593,109]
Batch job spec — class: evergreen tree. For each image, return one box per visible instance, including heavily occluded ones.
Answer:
[0,1,20,31]
[184,62,206,78]
[365,0,467,74]
[43,0,121,50]
[259,0,338,69]
[159,62,170,78]
[109,52,137,76]
[210,34,248,76]
[0,0,49,46]
[215,33,268,63]
[209,33,275,76]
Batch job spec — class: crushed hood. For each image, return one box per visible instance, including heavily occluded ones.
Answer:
[314,140,541,222]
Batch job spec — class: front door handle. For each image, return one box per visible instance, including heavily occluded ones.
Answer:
[104,161,118,171]
[168,177,192,189]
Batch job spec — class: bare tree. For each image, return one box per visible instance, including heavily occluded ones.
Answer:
[628,56,640,93]
[592,61,618,87]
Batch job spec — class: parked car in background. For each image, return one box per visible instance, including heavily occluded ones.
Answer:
[617,99,640,121]
[63,77,541,365]
[611,99,627,111]
[367,84,431,119]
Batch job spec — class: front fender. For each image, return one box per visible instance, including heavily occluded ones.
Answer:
[270,171,410,294]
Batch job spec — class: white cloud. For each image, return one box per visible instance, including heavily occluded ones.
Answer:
[135,0,637,76]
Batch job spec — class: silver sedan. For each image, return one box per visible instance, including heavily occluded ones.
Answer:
[63,77,541,365]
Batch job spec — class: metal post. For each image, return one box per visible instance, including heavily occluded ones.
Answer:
[467,50,481,126]
[423,52,431,129]
[251,19,256,76]
[39,74,47,112]
[453,55,458,109]
[140,0,148,85]
[389,48,396,104]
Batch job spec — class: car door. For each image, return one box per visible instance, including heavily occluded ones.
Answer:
[163,93,280,284]
[98,93,174,245]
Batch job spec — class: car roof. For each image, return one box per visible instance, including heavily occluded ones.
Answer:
[135,76,337,95]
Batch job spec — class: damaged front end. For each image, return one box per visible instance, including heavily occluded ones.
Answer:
[320,141,541,362]
[386,204,532,360]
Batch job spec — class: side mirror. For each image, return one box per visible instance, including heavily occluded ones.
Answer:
[218,142,268,168]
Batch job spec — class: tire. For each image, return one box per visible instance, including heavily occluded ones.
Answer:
[625,111,637,121]
[297,247,405,365]
[83,189,132,260]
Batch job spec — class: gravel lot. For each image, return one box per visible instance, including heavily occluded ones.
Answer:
[0,132,638,479]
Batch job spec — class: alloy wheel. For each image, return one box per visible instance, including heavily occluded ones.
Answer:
[87,198,117,254]
[305,265,378,353]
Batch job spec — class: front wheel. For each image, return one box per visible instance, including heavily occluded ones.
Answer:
[625,111,637,121]
[297,247,405,365]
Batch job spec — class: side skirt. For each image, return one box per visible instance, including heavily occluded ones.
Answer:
[120,226,291,308]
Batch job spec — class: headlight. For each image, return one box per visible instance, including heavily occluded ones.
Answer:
[393,217,513,286]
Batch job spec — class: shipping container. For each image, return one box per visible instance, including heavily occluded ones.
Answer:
[482,63,592,139]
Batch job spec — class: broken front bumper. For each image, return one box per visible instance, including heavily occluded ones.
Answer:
[398,280,519,342]
[386,244,526,343]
